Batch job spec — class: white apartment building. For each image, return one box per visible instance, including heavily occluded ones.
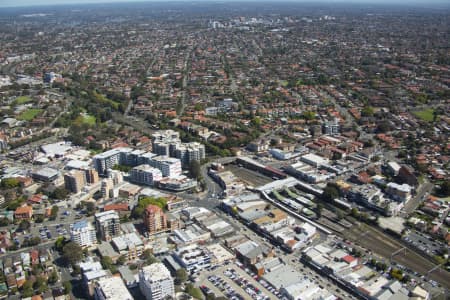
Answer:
[149,156,182,177]
[70,220,97,247]
[94,276,133,300]
[130,164,163,186]
[139,263,175,300]
[93,148,122,176]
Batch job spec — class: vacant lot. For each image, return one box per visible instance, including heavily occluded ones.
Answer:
[17,108,43,121]
[13,96,32,106]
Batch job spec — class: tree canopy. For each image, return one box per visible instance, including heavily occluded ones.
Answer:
[132,197,167,218]
[62,242,83,266]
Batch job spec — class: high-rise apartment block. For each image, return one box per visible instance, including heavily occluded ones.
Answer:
[64,170,86,193]
[93,130,205,177]
[84,168,99,184]
[70,220,97,247]
[95,210,121,241]
[130,165,163,186]
[149,156,182,177]
[139,263,174,300]
[174,142,205,166]
[93,148,122,176]
[143,205,167,235]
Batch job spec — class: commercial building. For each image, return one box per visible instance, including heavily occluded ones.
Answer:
[173,244,212,273]
[301,240,414,300]
[139,263,175,300]
[143,205,167,235]
[95,211,121,241]
[31,167,60,182]
[285,162,333,183]
[94,276,133,300]
[14,205,33,220]
[386,182,412,202]
[300,153,330,168]
[157,176,197,192]
[111,232,144,261]
[64,170,86,193]
[80,261,110,297]
[130,165,163,186]
[70,220,97,247]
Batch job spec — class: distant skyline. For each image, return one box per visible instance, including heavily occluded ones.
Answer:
[1,0,449,8]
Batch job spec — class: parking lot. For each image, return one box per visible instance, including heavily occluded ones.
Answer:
[198,262,278,300]
[403,231,443,256]
[12,222,71,247]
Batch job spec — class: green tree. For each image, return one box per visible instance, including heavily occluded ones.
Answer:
[50,205,59,219]
[50,187,69,199]
[63,281,72,294]
[438,180,450,197]
[0,218,10,226]
[175,268,188,285]
[101,256,117,273]
[188,160,201,180]
[390,268,403,281]
[302,111,316,121]
[85,201,96,216]
[315,203,323,218]
[132,197,167,219]
[0,178,20,189]
[361,106,374,117]
[112,164,132,172]
[34,276,48,293]
[141,249,159,265]
[22,280,33,298]
[185,283,203,299]
[48,270,58,284]
[54,236,67,252]
[117,255,127,265]
[35,215,45,223]
[22,236,41,247]
[18,219,31,231]
[251,116,262,126]
[62,241,83,266]
[322,184,339,202]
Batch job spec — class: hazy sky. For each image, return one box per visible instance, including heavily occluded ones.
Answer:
[1,0,448,8]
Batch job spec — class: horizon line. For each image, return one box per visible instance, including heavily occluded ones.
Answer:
[1,0,450,9]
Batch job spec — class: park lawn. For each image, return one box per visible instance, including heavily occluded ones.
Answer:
[75,114,96,126]
[81,114,96,125]
[17,108,43,121]
[13,96,32,106]
[413,108,435,122]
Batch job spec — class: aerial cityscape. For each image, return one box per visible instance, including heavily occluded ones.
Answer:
[0,1,448,300]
